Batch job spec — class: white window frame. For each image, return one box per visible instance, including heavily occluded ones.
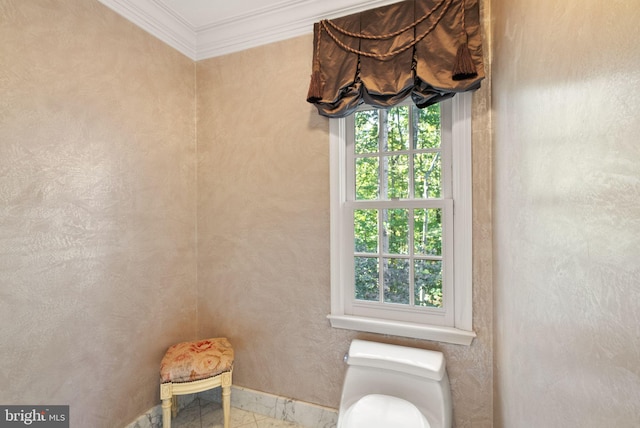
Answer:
[327,92,476,346]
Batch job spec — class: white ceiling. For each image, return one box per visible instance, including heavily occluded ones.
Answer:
[98,0,403,60]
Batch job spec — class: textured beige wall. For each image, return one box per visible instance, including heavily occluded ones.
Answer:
[196,32,494,427]
[0,1,197,426]
[491,0,640,426]
[1,1,495,426]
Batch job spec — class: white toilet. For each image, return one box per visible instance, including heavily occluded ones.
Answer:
[337,339,452,428]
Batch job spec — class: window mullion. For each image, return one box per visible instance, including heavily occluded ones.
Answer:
[409,207,415,306]
[378,109,386,304]
[409,105,416,200]
[408,105,416,306]
[378,208,384,304]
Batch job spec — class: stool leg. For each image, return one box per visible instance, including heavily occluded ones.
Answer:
[171,395,179,418]
[161,397,172,428]
[222,385,231,428]
[221,371,232,428]
[160,383,173,428]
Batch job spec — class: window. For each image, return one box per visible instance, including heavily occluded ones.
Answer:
[328,93,475,345]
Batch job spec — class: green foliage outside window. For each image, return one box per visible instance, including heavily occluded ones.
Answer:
[353,103,444,308]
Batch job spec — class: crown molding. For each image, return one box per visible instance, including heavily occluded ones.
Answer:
[98,0,404,61]
[98,0,197,58]
[194,0,404,60]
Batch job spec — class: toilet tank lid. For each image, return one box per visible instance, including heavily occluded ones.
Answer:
[347,340,446,381]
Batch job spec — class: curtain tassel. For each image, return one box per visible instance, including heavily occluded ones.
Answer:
[452,0,477,81]
[307,23,325,103]
[306,69,324,103]
[452,42,477,81]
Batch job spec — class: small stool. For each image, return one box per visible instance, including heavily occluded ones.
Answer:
[160,338,234,428]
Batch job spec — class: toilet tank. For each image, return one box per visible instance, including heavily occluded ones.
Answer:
[340,340,452,428]
[347,339,446,381]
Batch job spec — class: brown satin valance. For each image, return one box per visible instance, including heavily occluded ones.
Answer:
[306,0,484,118]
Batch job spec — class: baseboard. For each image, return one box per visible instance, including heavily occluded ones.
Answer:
[220,385,338,427]
[125,393,199,428]
[125,404,162,428]
[125,386,338,428]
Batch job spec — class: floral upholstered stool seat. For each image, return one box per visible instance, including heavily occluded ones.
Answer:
[160,338,234,428]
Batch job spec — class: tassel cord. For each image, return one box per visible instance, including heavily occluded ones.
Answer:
[451,0,478,80]
[320,0,455,61]
[306,23,325,102]
[323,0,449,41]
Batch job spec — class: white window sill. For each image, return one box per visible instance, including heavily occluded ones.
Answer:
[327,314,476,346]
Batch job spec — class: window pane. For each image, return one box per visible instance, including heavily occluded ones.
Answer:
[383,209,408,255]
[414,208,442,256]
[354,209,378,253]
[414,103,441,150]
[414,152,441,198]
[354,109,379,154]
[355,256,379,301]
[385,106,409,152]
[383,258,410,304]
[414,260,442,307]
[355,157,379,200]
[383,155,408,199]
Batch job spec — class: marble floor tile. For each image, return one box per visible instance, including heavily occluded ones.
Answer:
[171,398,306,428]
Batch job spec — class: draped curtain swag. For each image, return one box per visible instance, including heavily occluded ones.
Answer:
[306,0,484,118]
